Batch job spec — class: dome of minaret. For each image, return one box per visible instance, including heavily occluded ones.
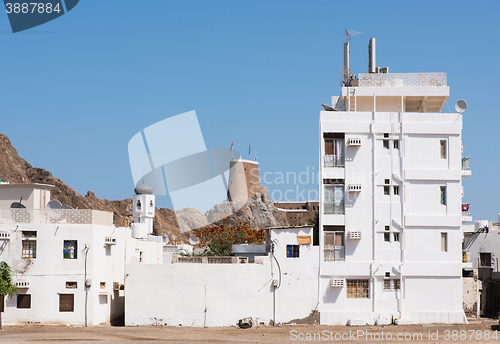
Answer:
[135,182,153,195]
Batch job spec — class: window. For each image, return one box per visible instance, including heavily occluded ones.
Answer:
[384,179,390,185]
[63,240,77,259]
[59,294,74,312]
[100,282,106,289]
[324,227,345,261]
[480,252,492,267]
[22,231,36,238]
[22,240,37,258]
[441,233,448,252]
[393,140,399,149]
[324,184,344,214]
[440,186,446,205]
[384,226,390,242]
[384,186,390,195]
[383,279,400,291]
[324,135,345,167]
[393,186,399,195]
[393,232,400,242]
[347,280,369,298]
[66,281,77,289]
[440,140,446,159]
[286,245,299,258]
[17,294,31,309]
[383,140,389,149]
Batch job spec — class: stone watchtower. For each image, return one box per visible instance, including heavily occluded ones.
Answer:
[227,159,260,203]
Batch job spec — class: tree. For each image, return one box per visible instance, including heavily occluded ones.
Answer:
[196,221,265,256]
[0,261,18,330]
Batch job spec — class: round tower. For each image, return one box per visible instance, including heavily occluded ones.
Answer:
[131,182,155,239]
[227,158,260,202]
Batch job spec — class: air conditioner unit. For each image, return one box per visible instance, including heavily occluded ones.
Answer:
[15,280,30,288]
[348,138,361,146]
[0,231,11,240]
[381,67,389,74]
[104,236,117,246]
[348,231,362,240]
[330,278,344,288]
[348,184,362,192]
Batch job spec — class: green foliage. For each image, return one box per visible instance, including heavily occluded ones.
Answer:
[0,261,18,297]
[196,221,265,257]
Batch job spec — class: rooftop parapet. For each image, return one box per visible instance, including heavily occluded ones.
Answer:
[356,72,447,87]
[0,208,113,226]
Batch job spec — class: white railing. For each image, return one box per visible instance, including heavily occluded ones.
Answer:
[324,155,345,167]
[462,157,470,170]
[324,246,345,261]
[358,72,447,87]
[0,209,113,226]
[0,230,11,239]
[324,202,345,215]
[173,256,249,264]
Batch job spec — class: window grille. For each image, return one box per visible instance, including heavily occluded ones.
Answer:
[346,280,369,298]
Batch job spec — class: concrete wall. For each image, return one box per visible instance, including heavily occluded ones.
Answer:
[125,227,319,327]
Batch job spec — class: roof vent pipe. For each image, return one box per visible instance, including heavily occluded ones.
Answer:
[344,42,349,76]
[368,38,376,73]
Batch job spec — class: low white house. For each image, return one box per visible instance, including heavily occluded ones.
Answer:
[0,182,164,326]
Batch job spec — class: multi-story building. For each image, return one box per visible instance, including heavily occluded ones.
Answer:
[318,38,469,325]
[274,201,319,227]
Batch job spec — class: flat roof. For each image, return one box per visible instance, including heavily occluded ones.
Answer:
[0,183,55,190]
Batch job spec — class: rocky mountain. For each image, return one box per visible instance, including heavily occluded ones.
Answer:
[0,133,288,243]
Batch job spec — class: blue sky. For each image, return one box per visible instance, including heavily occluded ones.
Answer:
[0,1,499,221]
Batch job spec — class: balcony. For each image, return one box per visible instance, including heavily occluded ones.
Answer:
[461,157,471,178]
[324,202,345,215]
[324,246,345,261]
[0,230,11,240]
[324,155,344,168]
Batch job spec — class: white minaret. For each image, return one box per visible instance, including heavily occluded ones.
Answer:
[131,181,155,239]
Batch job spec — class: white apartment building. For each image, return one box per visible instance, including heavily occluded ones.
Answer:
[318,38,469,325]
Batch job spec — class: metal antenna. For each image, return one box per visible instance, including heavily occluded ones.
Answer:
[344,29,362,42]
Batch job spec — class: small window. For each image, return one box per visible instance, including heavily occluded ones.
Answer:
[385,272,390,278]
[441,233,448,252]
[384,226,390,242]
[100,282,106,289]
[384,133,389,138]
[384,179,390,185]
[393,232,400,242]
[440,140,446,159]
[63,240,77,259]
[393,140,399,149]
[286,245,299,258]
[393,186,399,195]
[347,280,369,298]
[22,231,37,238]
[440,186,446,205]
[383,140,389,149]
[17,294,31,309]
[66,281,77,289]
[59,294,74,312]
[384,186,390,195]
[383,279,400,291]
[480,253,491,267]
[22,240,36,258]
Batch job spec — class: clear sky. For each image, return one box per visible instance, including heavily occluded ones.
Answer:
[0,1,499,221]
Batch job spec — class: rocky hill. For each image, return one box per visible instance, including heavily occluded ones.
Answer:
[0,133,288,243]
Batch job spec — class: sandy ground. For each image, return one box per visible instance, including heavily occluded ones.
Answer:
[0,319,498,343]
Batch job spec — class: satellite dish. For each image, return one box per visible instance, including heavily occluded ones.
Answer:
[455,99,467,114]
[10,202,26,209]
[322,104,335,111]
[189,235,199,245]
[162,234,169,244]
[62,204,73,210]
[46,200,63,209]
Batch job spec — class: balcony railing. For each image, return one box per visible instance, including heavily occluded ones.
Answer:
[324,155,345,168]
[358,72,447,87]
[462,157,470,170]
[324,246,345,261]
[324,202,345,215]
[0,209,113,226]
[173,256,249,264]
[462,204,471,217]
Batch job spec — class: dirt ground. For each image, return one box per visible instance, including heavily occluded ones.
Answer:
[0,319,498,343]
